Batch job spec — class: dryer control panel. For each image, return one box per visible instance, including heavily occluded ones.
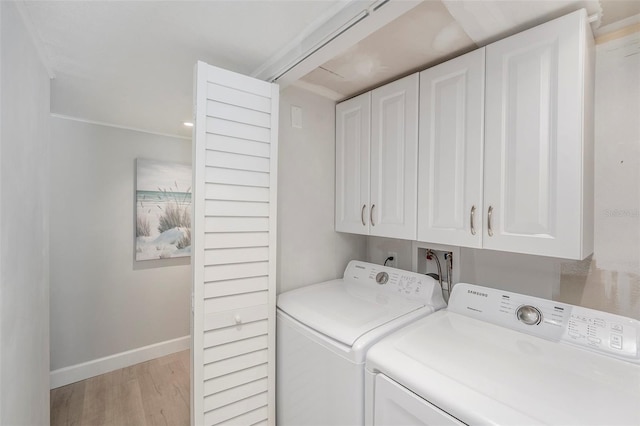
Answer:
[449,283,640,364]
[344,261,446,308]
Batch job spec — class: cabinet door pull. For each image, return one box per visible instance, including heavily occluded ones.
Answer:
[370,204,376,227]
[470,205,477,235]
[361,204,367,226]
[487,206,494,237]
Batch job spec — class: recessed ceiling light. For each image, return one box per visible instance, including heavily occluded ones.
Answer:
[183,122,194,127]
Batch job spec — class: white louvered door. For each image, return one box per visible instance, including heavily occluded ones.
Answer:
[192,62,278,426]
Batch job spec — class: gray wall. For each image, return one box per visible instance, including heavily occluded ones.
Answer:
[0,2,51,424]
[49,117,191,371]
[368,33,640,320]
[277,86,367,294]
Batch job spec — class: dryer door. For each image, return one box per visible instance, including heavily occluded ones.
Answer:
[374,374,464,426]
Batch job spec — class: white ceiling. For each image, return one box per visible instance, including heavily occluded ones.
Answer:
[300,0,640,100]
[20,0,347,138]
[300,1,476,99]
[19,0,640,138]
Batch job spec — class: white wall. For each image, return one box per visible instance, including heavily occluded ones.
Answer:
[0,2,51,424]
[278,86,367,294]
[368,32,640,320]
[49,117,191,373]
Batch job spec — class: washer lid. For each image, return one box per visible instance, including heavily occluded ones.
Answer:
[277,279,425,347]
[366,311,640,425]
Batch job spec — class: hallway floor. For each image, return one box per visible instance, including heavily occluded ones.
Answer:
[50,350,189,426]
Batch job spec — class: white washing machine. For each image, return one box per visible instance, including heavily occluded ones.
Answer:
[276,260,446,426]
[365,283,640,425]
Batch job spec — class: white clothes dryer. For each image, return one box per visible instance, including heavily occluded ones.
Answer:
[365,283,640,425]
[276,260,446,426]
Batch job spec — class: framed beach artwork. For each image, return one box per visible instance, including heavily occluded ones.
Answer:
[135,158,192,261]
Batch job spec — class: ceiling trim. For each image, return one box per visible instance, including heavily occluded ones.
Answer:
[14,1,55,79]
[250,0,365,80]
[253,0,422,88]
[50,113,192,141]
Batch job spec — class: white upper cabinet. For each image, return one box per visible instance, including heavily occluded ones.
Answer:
[337,9,593,260]
[335,74,418,240]
[370,74,419,240]
[417,48,485,248]
[335,92,371,235]
[483,9,594,259]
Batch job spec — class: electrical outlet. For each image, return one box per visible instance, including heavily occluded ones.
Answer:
[386,251,398,268]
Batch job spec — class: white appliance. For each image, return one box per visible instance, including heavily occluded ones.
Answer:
[277,260,446,426]
[365,283,640,425]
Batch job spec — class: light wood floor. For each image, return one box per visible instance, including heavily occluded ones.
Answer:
[51,350,190,426]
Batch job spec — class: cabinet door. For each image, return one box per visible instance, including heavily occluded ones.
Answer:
[417,48,485,248]
[335,92,371,235]
[484,10,587,258]
[370,74,419,240]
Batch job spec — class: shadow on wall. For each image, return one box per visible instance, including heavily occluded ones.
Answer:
[558,256,640,320]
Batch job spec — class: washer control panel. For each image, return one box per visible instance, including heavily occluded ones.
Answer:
[563,306,638,359]
[449,283,640,363]
[344,261,445,307]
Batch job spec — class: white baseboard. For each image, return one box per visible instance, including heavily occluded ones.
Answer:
[50,335,190,389]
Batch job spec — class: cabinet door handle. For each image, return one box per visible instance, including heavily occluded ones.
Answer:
[487,205,494,237]
[370,204,376,227]
[470,205,476,235]
[361,204,367,226]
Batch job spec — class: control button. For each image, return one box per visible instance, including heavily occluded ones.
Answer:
[375,272,389,285]
[516,305,542,325]
[611,323,623,333]
[610,334,623,350]
[568,331,581,338]
[587,336,602,344]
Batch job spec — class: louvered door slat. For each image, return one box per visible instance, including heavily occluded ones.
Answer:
[206,117,270,143]
[204,217,269,233]
[204,232,269,249]
[216,405,269,425]
[204,393,268,426]
[204,378,269,412]
[203,320,268,349]
[204,248,269,266]
[204,262,269,282]
[206,134,270,158]
[204,292,268,313]
[204,349,269,380]
[205,183,270,202]
[205,200,269,217]
[204,335,268,364]
[207,100,271,128]
[207,83,271,113]
[205,167,270,187]
[204,364,268,397]
[204,276,269,298]
[205,151,270,173]
[204,305,269,331]
[193,61,278,426]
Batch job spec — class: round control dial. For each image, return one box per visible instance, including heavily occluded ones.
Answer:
[376,272,389,285]
[517,305,542,325]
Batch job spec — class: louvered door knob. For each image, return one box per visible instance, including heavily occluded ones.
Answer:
[234,315,242,325]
